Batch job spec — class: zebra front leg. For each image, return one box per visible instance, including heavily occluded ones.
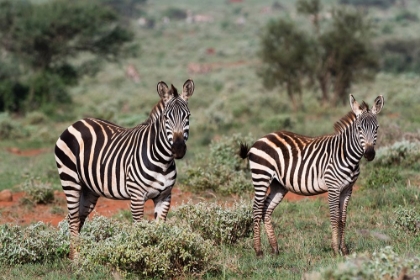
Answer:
[338,187,353,255]
[153,193,171,221]
[328,190,341,256]
[130,195,146,221]
[262,181,288,255]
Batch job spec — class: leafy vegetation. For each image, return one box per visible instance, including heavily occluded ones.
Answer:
[259,1,378,107]
[182,134,254,195]
[0,0,137,114]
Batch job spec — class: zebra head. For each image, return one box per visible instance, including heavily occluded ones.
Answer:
[350,94,384,161]
[157,79,194,159]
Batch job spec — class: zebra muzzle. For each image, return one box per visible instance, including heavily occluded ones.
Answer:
[364,145,375,161]
[172,137,187,159]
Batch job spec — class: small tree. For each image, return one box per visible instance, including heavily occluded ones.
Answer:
[258,3,379,107]
[318,7,379,105]
[0,0,137,114]
[258,19,317,110]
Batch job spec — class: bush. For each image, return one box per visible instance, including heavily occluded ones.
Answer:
[373,141,420,169]
[173,201,253,245]
[364,167,403,190]
[0,222,69,265]
[77,217,219,278]
[181,134,254,195]
[394,206,420,235]
[305,246,420,280]
[0,113,29,140]
[378,38,420,74]
[20,179,54,205]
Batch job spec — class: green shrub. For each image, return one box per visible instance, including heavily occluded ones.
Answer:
[77,217,219,278]
[373,141,420,169]
[163,7,187,20]
[173,201,253,245]
[364,167,403,190]
[394,206,420,235]
[305,246,420,280]
[20,179,54,205]
[0,222,69,265]
[0,113,29,140]
[182,134,254,195]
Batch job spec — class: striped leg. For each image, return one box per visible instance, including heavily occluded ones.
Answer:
[253,182,269,257]
[79,188,100,230]
[130,195,146,221]
[338,187,353,255]
[328,189,341,255]
[263,180,288,255]
[153,194,171,221]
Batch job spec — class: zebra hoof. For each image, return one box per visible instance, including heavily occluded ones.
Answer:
[255,250,264,258]
[271,248,279,255]
[340,246,349,256]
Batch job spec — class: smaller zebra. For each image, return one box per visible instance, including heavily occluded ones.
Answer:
[240,94,384,257]
[55,80,194,259]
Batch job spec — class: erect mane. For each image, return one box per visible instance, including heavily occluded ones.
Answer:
[333,112,356,133]
[333,101,370,133]
[170,84,179,98]
[138,85,179,126]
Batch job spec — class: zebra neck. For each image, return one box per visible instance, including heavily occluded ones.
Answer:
[333,124,364,165]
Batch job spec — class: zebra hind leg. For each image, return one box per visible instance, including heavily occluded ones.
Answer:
[262,180,288,255]
[63,188,82,260]
[79,188,100,230]
[252,178,272,257]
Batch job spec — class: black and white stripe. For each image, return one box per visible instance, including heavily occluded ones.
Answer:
[55,80,194,259]
[240,94,384,257]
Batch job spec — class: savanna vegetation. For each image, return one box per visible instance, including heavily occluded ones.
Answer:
[1,0,420,279]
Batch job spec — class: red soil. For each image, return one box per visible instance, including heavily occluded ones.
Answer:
[0,188,197,227]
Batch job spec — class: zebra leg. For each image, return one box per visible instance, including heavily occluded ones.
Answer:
[79,188,100,230]
[63,186,82,260]
[338,187,353,255]
[252,180,270,257]
[262,180,288,255]
[328,190,341,256]
[130,195,146,221]
[153,193,171,221]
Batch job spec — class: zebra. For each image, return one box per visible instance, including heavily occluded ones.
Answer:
[55,79,194,259]
[239,94,384,257]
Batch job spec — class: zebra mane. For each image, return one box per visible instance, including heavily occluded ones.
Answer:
[170,84,179,98]
[140,86,180,126]
[333,101,370,133]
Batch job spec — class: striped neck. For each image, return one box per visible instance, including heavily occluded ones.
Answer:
[141,100,174,163]
[333,112,364,164]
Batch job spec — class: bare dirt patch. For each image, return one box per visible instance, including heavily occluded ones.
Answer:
[0,187,198,227]
[0,187,330,227]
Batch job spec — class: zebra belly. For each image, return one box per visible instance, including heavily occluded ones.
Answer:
[279,173,328,196]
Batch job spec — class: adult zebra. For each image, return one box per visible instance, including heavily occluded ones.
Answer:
[55,80,194,259]
[240,94,384,257]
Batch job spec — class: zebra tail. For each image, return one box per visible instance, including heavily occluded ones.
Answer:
[239,142,250,159]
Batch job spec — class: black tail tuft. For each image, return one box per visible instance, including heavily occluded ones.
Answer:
[239,142,250,159]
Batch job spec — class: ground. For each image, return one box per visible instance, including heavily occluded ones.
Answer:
[0,188,328,227]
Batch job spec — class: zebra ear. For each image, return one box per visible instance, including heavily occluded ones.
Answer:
[349,94,363,116]
[371,95,384,115]
[157,81,172,103]
[181,79,194,101]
